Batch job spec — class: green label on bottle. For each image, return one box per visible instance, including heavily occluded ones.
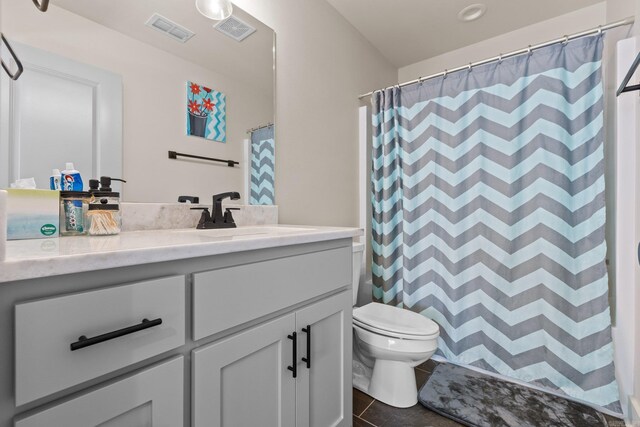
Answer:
[40,224,57,236]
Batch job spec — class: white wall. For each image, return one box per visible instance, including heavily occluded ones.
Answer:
[629,0,640,420]
[398,4,608,82]
[606,0,640,422]
[229,0,397,227]
[603,0,639,420]
[615,36,639,421]
[1,0,272,203]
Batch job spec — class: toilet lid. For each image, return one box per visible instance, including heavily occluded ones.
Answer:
[353,303,439,338]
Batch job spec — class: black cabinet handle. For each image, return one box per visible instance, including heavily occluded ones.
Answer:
[70,318,162,351]
[0,34,24,81]
[301,325,311,369]
[287,332,297,378]
[31,0,49,11]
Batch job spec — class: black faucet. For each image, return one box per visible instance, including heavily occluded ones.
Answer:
[211,191,240,225]
[191,192,241,229]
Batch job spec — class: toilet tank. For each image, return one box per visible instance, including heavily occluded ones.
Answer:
[352,242,365,305]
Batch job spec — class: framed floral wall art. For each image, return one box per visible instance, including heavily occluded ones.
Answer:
[186,81,226,142]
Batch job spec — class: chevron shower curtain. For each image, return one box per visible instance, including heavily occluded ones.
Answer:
[250,125,275,205]
[371,35,620,412]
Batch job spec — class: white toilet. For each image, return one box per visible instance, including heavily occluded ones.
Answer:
[351,242,440,408]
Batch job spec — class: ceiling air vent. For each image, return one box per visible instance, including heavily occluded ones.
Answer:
[214,15,256,42]
[145,13,195,43]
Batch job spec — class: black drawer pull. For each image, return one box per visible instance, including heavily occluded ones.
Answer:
[287,332,297,378]
[301,325,311,369]
[70,318,162,351]
[32,0,49,12]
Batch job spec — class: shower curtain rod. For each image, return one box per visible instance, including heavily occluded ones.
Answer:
[358,16,635,99]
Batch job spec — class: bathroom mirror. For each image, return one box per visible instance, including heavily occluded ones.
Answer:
[0,0,275,205]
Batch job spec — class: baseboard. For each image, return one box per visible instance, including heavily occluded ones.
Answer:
[628,396,640,426]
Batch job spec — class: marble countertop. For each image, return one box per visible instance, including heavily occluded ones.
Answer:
[0,225,362,283]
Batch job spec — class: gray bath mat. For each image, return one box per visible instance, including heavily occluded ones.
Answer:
[418,363,608,427]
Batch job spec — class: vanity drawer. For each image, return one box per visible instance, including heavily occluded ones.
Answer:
[15,275,186,406]
[193,245,351,340]
[15,356,184,427]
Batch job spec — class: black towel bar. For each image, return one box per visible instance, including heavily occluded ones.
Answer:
[168,151,238,167]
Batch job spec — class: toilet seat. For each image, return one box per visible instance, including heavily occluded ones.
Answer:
[353,303,439,340]
[353,319,439,341]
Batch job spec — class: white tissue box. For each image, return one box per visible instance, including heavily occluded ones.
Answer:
[6,189,60,240]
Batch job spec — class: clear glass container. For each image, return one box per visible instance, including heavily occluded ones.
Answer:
[87,193,121,235]
[59,191,91,236]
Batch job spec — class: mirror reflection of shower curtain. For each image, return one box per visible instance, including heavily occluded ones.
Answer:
[371,35,620,413]
[249,125,275,205]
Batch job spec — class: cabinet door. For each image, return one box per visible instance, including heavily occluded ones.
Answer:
[295,291,352,427]
[192,313,296,427]
[15,356,184,427]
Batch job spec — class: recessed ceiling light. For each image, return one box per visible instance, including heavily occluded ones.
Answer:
[458,4,487,22]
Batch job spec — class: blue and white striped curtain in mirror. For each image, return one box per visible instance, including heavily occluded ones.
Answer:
[250,125,275,205]
[371,35,620,412]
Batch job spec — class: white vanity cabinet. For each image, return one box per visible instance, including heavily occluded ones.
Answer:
[1,237,354,427]
[193,290,352,427]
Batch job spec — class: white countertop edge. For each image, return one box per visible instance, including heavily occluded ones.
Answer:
[0,226,362,283]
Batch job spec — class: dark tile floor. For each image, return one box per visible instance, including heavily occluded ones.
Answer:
[352,360,625,427]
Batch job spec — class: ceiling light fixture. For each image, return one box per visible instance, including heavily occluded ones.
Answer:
[195,0,233,21]
[457,4,487,22]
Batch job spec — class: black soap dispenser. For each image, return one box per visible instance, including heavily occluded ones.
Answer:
[87,176,126,236]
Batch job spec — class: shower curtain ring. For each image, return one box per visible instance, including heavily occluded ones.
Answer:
[443,69,448,79]
[418,76,423,86]
[468,63,473,72]
[527,45,532,55]
[563,35,569,45]
[498,53,503,63]
[597,25,603,36]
